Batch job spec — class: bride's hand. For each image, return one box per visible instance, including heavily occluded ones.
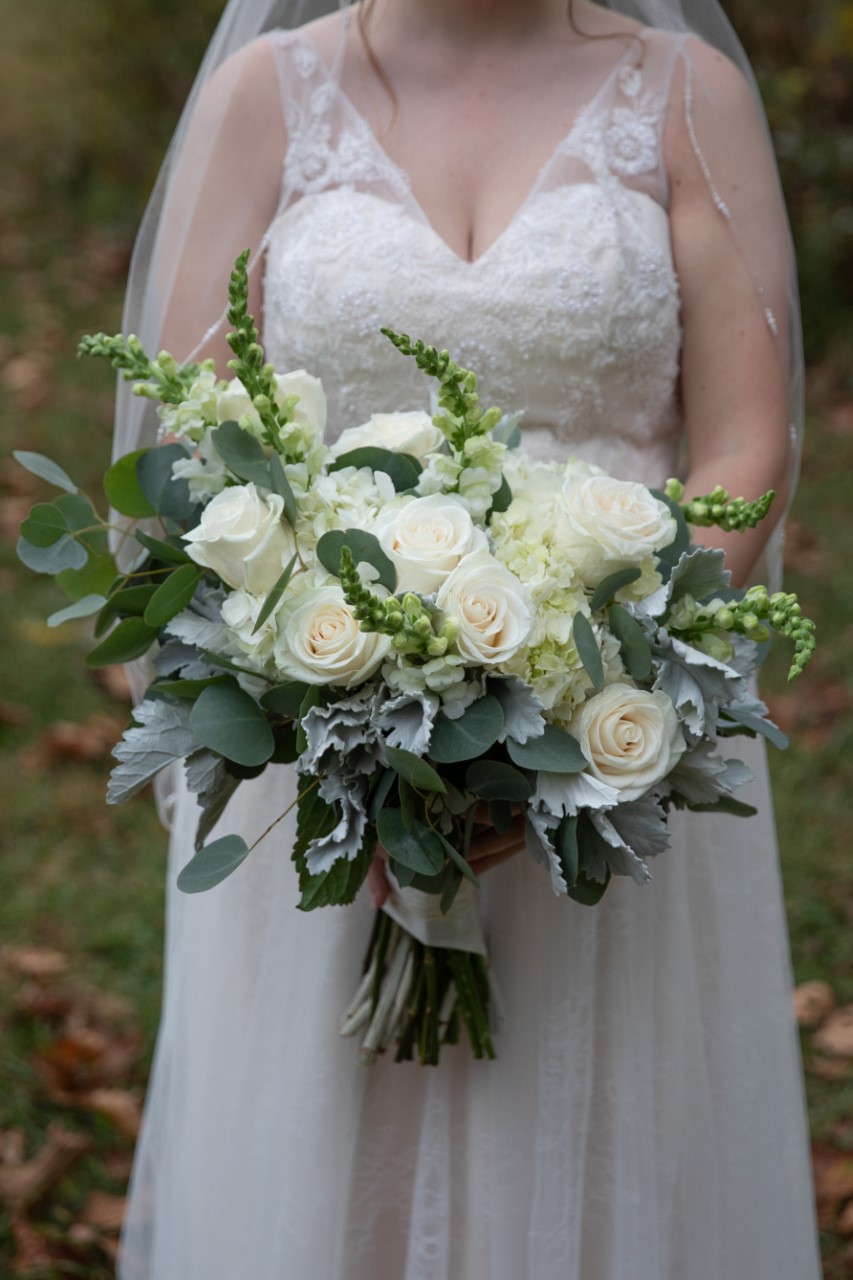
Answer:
[367,805,526,908]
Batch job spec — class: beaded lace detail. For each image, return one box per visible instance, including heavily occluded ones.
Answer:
[263,30,684,488]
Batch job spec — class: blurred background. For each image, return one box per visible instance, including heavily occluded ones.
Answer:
[0,0,851,1274]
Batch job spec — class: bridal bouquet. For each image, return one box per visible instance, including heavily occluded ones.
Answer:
[15,251,815,1064]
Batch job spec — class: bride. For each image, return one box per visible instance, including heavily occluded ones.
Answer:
[115,1,821,1276]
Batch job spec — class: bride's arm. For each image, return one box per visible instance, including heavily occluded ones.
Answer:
[154,35,287,367]
[666,40,795,586]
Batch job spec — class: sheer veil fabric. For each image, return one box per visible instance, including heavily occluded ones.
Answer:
[114,3,821,1279]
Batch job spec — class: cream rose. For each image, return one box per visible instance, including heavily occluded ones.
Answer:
[436,549,532,667]
[572,684,686,801]
[216,370,326,433]
[183,483,296,595]
[331,410,444,461]
[273,585,391,688]
[557,468,676,585]
[375,494,487,595]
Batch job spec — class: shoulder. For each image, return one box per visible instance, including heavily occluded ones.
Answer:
[661,33,767,188]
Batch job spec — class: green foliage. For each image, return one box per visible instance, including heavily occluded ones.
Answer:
[189,683,275,768]
[429,696,505,764]
[329,446,423,492]
[176,834,251,894]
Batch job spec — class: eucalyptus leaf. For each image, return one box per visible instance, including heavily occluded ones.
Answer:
[434,829,479,885]
[190,683,275,767]
[177,834,251,894]
[260,682,312,718]
[488,475,513,515]
[149,675,238,699]
[329,447,422,492]
[572,612,604,691]
[137,444,195,520]
[57,551,118,603]
[466,760,532,802]
[649,489,689,574]
[143,563,202,627]
[689,795,759,818]
[376,809,445,874]
[488,799,513,834]
[47,594,107,628]
[316,528,397,593]
[507,724,587,773]
[104,449,157,517]
[252,553,298,634]
[17,533,88,574]
[268,451,299,525]
[567,868,611,906]
[491,414,523,448]
[367,767,397,820]
[135,529,192,565]
[96,585,159,635]
[13,450,77,494]
[590,567,642,612]
[609,603,653,680]
[429,696,505,764]
[385,746,446,794]
[87,617,159,666]
[211,421,272,487]
[20,502,68,547]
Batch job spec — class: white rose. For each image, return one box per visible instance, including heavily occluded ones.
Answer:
[331,410,444,460]
[183,483,296,595]
[557,469,676,585]
[273,585,391,688]
[374,493,487,595]
[436,549,532,667]
[275,370,327,432]
[572,683,686,801]
[216,370,327,435]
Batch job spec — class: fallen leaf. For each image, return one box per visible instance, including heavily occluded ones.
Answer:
[9,1215,56,1274]
[21,714,125,769]
[0,1124,91,1210]
[795,979,836,1029]
[0,1129,26,1167]
[0,495,32,543]
[103,1150,135,1181]
[81,1189,126,1234]
[805,1054,853,1082]
[838,1199,853,1237]
[81,1088,142,1141]
[0,700,29,728]
[814,1006,853,1058]
[1,946,69,981]
[1,352,54,412]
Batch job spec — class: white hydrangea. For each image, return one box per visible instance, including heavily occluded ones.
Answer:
[294,466,396,555]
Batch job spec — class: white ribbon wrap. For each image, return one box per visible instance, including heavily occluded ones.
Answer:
[381,877,488,957]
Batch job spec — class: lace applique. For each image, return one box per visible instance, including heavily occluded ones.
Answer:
[280,36,411,199]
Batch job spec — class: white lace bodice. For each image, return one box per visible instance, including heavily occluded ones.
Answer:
[262,28,686,487]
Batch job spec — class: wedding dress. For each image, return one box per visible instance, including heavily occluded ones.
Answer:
[118,25,821,1280]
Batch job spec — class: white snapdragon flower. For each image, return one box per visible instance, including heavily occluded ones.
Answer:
[375,494,487,595]
[331,410,444,460]
[171,428,228,501]
[157,369,220,443]
[273,585,390,688]
[182,483,296,595]
[571,684,686,802]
